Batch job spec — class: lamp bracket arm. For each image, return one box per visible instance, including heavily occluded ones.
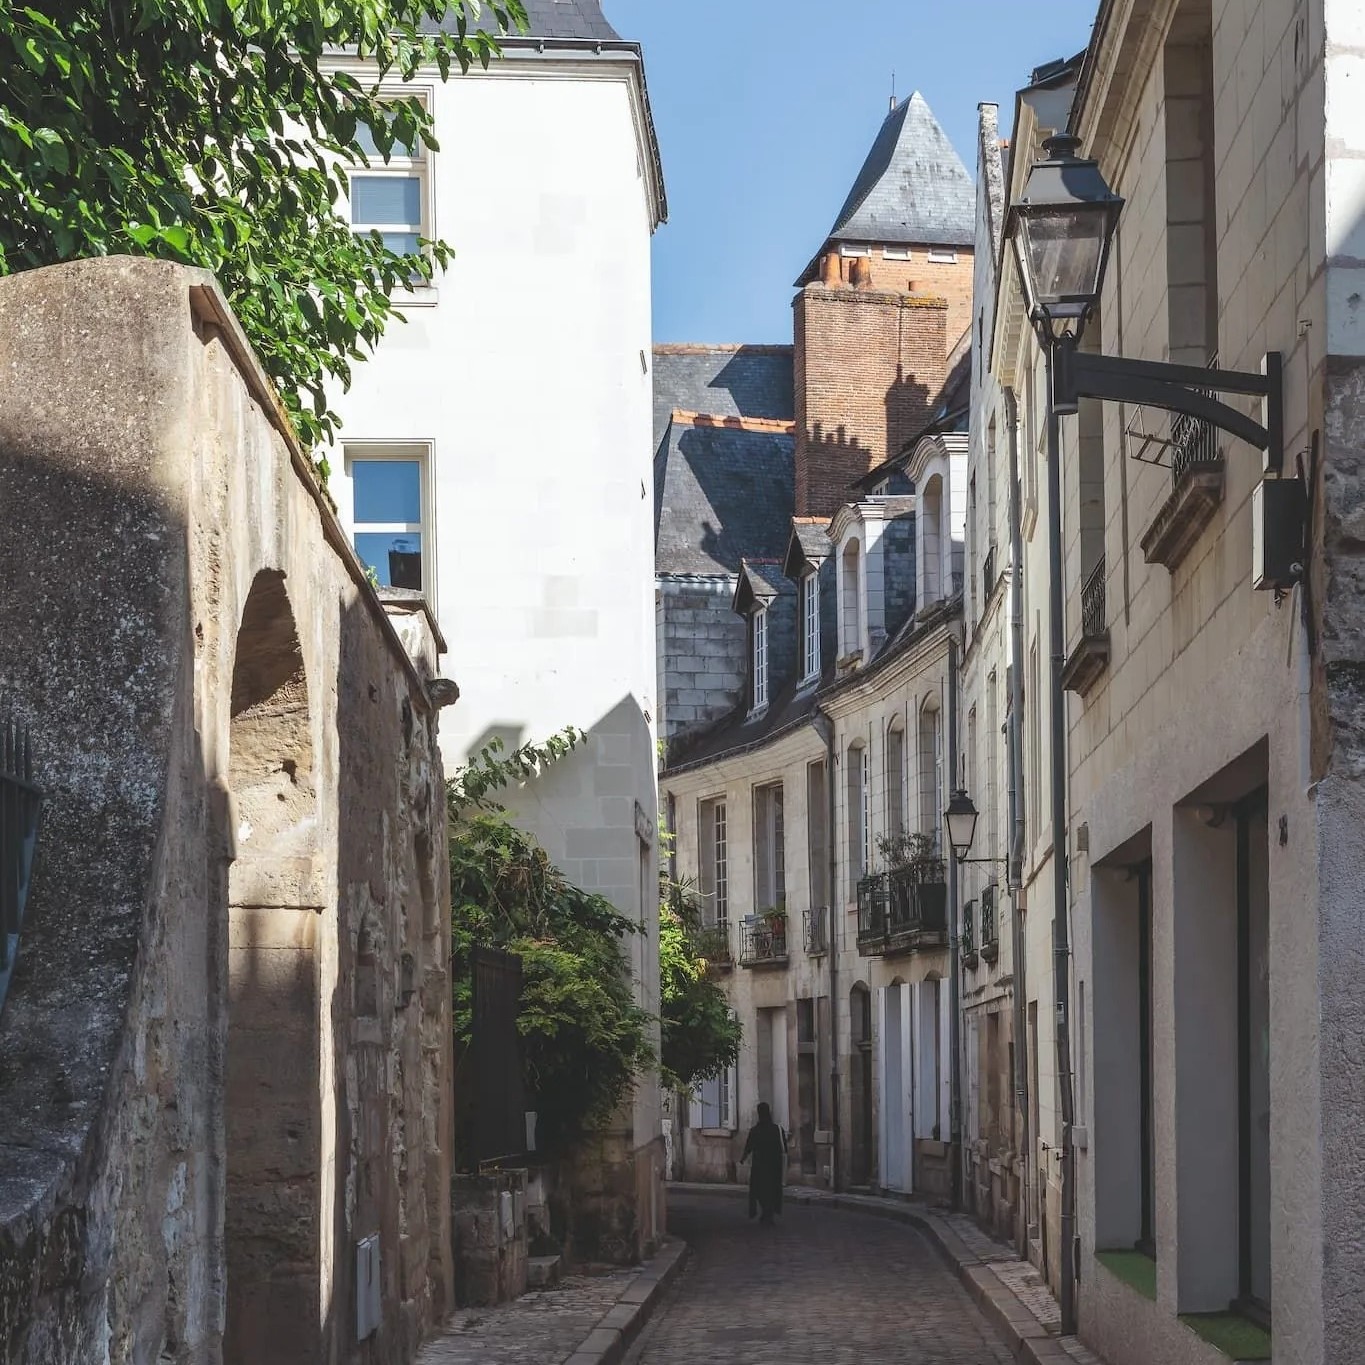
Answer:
[1066,350,1284,470]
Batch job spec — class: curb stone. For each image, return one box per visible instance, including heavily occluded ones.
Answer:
[560,1237,689,1365]
[669,1182,1105,1365]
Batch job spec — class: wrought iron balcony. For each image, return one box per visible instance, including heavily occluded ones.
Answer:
[980,884,999,965]
[961,898,978,970]
[856,873,889,955]
[804,905,829,955]
[1,718,43,1018]
[1063,555,1110,696]
[739,915,789,969]
[858,857,947,957]
[981,544,997,609]
[886,859,948,954]
[697,923,733,970]
[1142,359,1226,570]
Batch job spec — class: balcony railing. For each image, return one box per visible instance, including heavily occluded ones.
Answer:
[804,905,829,955]
[739,915,789,968]
[856,874,889,954]
[962,898,978,969]
[1064,556,1111,696]
[981,544,997,608]
[1,718,43,1018]
[1142,356,1226,570]
[697,923,732,969]
[980,884,999,965]
[859,857,947,956]
[1081,557,1106,640]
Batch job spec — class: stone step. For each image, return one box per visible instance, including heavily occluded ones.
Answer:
[527,1254,562,1289]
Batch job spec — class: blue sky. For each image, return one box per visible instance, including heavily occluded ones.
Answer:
[606,0,1099,344]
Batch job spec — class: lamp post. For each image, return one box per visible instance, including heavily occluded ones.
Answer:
[1004,132,1296,1336]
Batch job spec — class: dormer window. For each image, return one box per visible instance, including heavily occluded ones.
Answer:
[801,572,820,684]
[841,540,863,658]
[751,606,769,712]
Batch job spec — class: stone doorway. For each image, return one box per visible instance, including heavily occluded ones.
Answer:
[224,571,325,1364]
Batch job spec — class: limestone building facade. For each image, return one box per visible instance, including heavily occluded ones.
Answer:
[975,2,1365,1362]
[326,0,668,1259]
[0,258,455,1365]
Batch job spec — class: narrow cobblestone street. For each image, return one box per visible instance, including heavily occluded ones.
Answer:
[624,1193,1015,1364]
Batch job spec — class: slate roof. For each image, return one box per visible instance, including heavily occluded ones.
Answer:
[652,346,795,454]
[517,0,620,41]
[798,92,974,284]
[654,422,795,577]
[425,0,619,40]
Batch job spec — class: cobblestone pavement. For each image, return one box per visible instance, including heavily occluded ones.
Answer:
[624,1192,1015,1364]
[416,1267,636,1364]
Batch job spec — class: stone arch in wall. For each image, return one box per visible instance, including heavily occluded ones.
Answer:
[224,569,325,1365]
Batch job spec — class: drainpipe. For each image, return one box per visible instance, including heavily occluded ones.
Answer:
[1045,364,1078,1336]
[946,636,963,1212]
[814,707,841,1192]
[1005,384,1030,1260]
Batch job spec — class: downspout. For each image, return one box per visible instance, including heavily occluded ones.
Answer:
[946,636,963,1212]
[814,707,841,1191]
[1005,384,1030,1259]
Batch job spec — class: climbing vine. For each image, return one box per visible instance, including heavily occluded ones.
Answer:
[658,873,742,1091]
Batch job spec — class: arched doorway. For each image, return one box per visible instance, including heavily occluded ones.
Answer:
[849,983,874,1187]
[224,570,323,1364]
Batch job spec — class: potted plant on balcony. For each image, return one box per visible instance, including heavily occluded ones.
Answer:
[763,902,788,933]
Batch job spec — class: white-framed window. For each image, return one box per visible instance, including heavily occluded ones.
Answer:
[699,797,729,928]
[752,607,769,712]
[927,248,958,264]
[345,442,431,595]
[801,571,820,683]
[883,245,912,261]
[693,1055,737,1131]
[754,782,786,911]
[349,97,431,262]
[847,742,869,893]
[887,720,906,837]
[839,243,873,257]
[841,539,862,657]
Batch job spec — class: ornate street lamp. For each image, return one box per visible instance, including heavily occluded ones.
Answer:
[943,789,980,865]
[1008,133,1124,345]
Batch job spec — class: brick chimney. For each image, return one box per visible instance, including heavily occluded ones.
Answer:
[793,282,949,518]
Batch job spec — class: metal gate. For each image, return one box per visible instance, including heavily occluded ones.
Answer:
[1,717,43,1017]
[470,945,528,1165]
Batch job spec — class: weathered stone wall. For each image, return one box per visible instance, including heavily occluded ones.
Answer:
[0,257,454,1365]
[657,577,746,748]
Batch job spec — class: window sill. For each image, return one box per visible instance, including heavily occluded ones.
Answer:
[1179,1311,1271,1361]
[1095,1248,1157,1303]
[699,1128,735,1139]
[393,286,439,309]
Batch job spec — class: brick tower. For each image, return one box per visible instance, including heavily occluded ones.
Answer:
[793,92,975,516]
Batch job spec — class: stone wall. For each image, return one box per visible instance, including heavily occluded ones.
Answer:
[0,258,454,1365]
[657,576,746,748]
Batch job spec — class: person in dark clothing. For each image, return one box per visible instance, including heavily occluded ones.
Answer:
[741,1101,787,1225]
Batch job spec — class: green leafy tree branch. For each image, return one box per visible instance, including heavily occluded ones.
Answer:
[0,0,528,464]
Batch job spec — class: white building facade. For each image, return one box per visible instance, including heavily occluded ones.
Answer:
[327,1,668,1259]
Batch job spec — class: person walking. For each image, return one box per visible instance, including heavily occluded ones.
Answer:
[741,1102,787,1226]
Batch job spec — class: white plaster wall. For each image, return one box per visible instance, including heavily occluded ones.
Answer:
[327,51,663,1173]
[328,54,658,789]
